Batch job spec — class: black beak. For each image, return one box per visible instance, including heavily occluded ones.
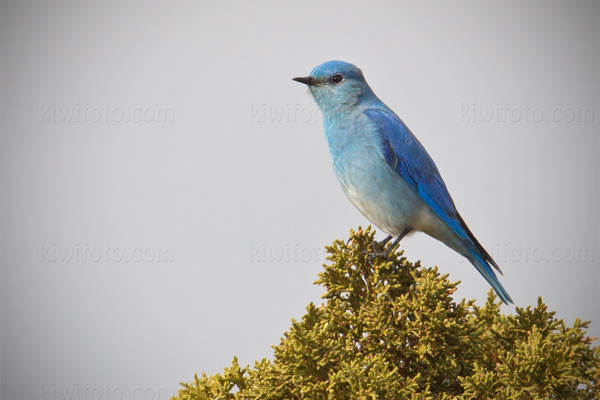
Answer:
[293,76,317,86]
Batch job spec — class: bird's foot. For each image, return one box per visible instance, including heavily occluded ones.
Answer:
[359,235,394,260]
[359,230,411,261]
[360,246,394,260]
[377,235,393,247]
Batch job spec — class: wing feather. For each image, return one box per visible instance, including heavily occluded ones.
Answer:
[364,108,511,303]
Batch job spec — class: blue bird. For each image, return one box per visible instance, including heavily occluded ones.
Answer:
[294,61,512,304]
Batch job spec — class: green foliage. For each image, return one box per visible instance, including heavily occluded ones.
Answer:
[173,227,600,400]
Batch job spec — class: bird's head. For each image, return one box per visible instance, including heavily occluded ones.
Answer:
[294,61,375,114]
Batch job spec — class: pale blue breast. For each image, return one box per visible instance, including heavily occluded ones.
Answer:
[323,111,428,237]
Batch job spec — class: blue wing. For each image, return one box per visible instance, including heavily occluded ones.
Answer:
[365,108,512,304]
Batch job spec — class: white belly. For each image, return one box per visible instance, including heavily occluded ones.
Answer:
[333,154,430,237]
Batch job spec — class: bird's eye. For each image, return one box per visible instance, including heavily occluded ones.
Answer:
[329,74,344,85]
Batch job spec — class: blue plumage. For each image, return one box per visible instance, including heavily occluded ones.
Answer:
[294,61,512,304]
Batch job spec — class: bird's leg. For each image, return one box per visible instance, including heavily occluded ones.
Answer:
[359,235,390,254]
[387,228,411,252]
[361,228,411,259]
[377,235,393,248]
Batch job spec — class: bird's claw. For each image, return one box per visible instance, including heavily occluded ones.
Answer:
[359,245,393,261]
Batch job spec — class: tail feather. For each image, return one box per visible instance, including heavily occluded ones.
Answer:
[456,214,504,275]
[466,249,513,304]
[424,209,511,303]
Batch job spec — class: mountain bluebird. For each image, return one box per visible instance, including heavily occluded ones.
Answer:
[294,60,512,304]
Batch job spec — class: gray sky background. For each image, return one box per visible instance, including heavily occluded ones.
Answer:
[1,1,599,400]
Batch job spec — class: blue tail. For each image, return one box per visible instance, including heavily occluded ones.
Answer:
[465,248,513,304]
